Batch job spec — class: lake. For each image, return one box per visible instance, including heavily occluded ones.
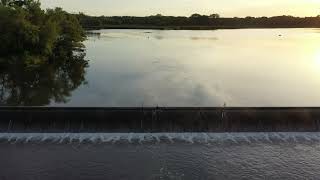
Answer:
[64,28,320,107]
[2,28,320,106]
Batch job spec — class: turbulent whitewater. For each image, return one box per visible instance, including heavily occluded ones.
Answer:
[2,132,320,144]
[1,132,320,180]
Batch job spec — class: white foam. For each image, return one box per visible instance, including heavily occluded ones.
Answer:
[0,133,320,144]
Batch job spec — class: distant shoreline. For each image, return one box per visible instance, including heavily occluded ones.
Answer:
[84,25,320,30]
[78,14,320,30]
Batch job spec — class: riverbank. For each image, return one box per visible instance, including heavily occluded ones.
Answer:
[84,25,320,30]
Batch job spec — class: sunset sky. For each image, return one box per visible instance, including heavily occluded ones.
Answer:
[41,0,320,17]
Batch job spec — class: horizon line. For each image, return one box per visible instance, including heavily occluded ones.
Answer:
[71,12,319,18]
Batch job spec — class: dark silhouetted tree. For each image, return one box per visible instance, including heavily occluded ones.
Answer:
[209,13,220,19]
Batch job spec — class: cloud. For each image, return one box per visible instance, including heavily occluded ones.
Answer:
[40,0,319,17]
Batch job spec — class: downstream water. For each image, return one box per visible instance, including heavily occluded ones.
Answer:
[63,28,320,107]
[2,133,320,180]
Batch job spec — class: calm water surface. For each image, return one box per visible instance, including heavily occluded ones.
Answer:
[2,28,320,106]
[58,28,320,107]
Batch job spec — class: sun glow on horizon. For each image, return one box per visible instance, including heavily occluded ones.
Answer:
[41,0,320,17]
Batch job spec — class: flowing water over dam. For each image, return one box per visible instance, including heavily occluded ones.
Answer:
[2,107,320,132]
[2,132,320,144]
[1,133,320,180]
[1,108,320,179]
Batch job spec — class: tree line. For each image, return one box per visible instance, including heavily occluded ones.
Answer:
[76,13,320,30]
[0,0,86,66]
[0,0,89,106]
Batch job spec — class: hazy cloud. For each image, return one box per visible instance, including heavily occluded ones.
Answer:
[40,0,319,17]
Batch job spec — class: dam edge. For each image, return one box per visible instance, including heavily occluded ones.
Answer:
[1,107,320,132]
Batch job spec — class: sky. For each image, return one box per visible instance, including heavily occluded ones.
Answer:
[41,0,320,17]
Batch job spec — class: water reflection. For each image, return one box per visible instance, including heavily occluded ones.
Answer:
[82,29,320,107]
[85,31,101,39]
[0,53,89,106]
[190,36,218,41]
[2,29,320,107]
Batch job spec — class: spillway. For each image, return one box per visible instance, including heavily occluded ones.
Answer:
[1,107,320,133]
[2,107,320,180]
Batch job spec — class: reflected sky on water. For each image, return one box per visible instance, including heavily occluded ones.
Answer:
[2,29,320,107]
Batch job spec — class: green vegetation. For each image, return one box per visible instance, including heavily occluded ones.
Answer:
[0,0,86,66]
[0,0,89,106]
[77,13,320,30]
[0,52,88,106]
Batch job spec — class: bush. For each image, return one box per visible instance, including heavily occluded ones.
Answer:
[0,0,86,65]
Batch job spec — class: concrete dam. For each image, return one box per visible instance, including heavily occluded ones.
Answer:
[1,107,320,133]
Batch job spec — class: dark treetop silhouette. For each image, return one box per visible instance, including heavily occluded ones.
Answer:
[77,13,320,30]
